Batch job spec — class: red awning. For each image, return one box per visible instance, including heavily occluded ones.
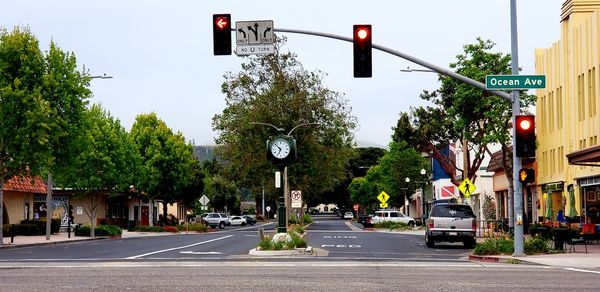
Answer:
[3,176,47,193]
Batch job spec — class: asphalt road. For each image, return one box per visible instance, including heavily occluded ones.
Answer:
[0,215,472,262]
[308,214,471,261]
[0,261,598,291]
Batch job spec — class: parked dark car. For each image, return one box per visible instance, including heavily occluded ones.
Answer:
[357,214,372,226]
[242,215,257,225]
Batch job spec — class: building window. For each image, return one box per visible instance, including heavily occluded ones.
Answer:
[578,74,585,121]
[557,87,563,130]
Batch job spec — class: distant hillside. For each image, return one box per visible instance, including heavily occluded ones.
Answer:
[193,145,217,162]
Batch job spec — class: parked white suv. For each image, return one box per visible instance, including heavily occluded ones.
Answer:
[366,209,415,227]
[202,213,230,229]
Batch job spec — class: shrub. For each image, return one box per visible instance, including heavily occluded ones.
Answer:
[177,223,208,233]
[302,213,313,224]
[75,225,122,236]
[131,226,166,232]
[524,235,550,255]
[294,225,305,234]
[473,236,514,255]
[163,226,179,233]
[288,213,300,224]
[20,219,60,234]
[374,221,411,230]
[258,235,273,250]
[289,231,307,248]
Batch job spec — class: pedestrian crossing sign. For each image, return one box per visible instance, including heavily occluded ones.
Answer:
[459,178,476,198]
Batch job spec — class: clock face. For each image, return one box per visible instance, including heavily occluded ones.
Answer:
[270,139,291,159]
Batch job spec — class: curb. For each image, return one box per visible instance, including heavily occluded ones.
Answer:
[0,237,104,249]
[248,246,320,257]
[468,254,532,265]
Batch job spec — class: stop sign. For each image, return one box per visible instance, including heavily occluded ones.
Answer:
[353,204,359,211]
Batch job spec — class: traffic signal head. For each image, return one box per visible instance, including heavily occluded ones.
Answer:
[213,14,232,55]
[519,168,535,185]
[515,115,536,157]
[353,25,372,78]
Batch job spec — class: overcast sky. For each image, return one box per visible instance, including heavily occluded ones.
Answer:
[2,0,564,147]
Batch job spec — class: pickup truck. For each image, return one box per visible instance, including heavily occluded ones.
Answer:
[425,203,477,248]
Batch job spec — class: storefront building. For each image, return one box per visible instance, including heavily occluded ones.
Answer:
[535,0,600,224]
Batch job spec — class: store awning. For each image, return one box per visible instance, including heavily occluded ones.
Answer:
[566,145,600,167]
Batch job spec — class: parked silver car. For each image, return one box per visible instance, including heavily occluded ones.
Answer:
[425,203,476,248]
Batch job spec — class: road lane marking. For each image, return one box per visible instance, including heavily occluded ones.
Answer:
[564,268,600,275]
[126,235,233,259]
[180,251,223,255]
[345,222,362,231]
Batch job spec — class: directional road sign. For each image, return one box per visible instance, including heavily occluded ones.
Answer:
[236,20,274,45]
[199,195,210,206]
[377,191,390,204]
[458,178,476,199]
[485,75,546,90]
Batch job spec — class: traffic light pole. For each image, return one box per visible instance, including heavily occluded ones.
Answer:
[272,28,512,102]
[510,0,524,257]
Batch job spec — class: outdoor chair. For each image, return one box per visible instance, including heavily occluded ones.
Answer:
[565,227,588,253]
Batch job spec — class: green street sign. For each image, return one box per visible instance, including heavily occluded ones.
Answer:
[485,75,546,90]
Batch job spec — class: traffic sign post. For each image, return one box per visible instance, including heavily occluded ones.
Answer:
[485,75,546,90]
[291,190,302,208]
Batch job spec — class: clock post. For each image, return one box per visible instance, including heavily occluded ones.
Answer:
[267,135,297,233]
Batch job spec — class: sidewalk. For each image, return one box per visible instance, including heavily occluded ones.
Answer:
[374,227,600,269]
[1,230,175,249]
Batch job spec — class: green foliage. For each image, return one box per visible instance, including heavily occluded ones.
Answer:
[202,174,240,212]
[288,213,300,224]
[473,236,514,255]
[130,226,166,232]
[482,194,497,221]
[212,37,356,204]
[392,38,535,187]
[177,224,208,233]
[130,113,198,223]
[302,213,313,224]
[378,141,428,207]
[256,231,307,250]
[19,219,60,234]
[474,235,550,255]
[75,224,122,236]
[0,26,91,180]
[374,221,412,231]
[294,225,305,234]
[524,236,550,255]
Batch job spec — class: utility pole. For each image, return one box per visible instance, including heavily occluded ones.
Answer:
[511,0,525,257]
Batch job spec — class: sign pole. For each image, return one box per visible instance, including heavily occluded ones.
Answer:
[510,0,524,257]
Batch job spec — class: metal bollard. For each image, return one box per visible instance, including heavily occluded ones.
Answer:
[258,227,264,241]
[10,224,15,243]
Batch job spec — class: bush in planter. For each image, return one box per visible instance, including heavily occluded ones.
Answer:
[177,224,208,232]
[75,225,122,236]
[473,236,514,255]
[130,226,166,232]
[524,235,550,255]
[20,219,60,234]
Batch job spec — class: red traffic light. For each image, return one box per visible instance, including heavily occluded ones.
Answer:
[356,28,369,40]
[518,118,531,131]
[215,16,229,30]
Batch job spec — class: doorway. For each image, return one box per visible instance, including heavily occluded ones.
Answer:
[141,206,149,226]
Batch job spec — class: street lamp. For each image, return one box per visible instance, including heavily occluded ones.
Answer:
[405,177,410,216]
[420,168,427,226]
[399,66,436,73]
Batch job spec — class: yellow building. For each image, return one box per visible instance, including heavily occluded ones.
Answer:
[535,0,600,224]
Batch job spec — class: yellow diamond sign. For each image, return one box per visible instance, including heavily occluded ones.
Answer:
[377,191,390,203]
[379,202,388,208]
[459,178,476,198]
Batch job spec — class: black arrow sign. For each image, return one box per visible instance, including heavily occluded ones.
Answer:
[237,28,247,38]
[263,27,272,38]
[248,23,259,41]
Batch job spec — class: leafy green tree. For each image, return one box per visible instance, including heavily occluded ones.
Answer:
[349,165,384,210]
[482,194,497,221]
[130,113,196,224]
[393,38,534,189]
[212,37,356,203]
[57,104,139,236]
[379,141,428,207]
[0,27,89,243]
[202,175,239,212]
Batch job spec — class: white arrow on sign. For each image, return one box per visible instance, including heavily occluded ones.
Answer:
[199,195,210,206]
[235,20,274,45]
